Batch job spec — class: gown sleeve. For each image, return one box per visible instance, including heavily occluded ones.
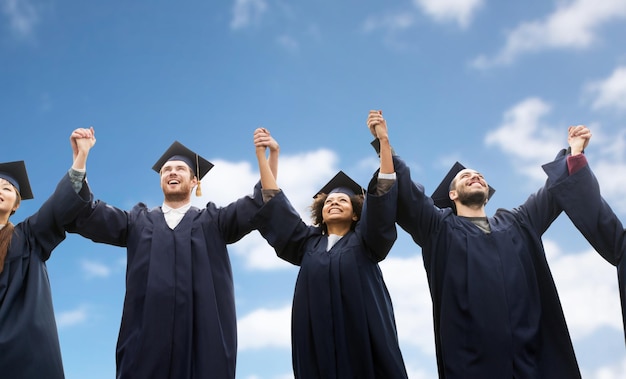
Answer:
[544,153,626,345]
[544,156,625,266]
[385,155,440,247]
[24,172,92,260]
[66,198,131,247]
[513,150,567,235]
[216,181,266,244]
[251,190,316,266]
[360,173,398,262]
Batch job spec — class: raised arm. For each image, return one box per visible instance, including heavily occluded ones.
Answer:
[70,126,96,171]
[253,127,279,191]
[367,110,394,176]
[544,125,625,265]
[366,111,441,248]
[361,110,398,260]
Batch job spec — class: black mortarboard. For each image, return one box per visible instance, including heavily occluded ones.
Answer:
[0,160,33,200]
[314,171,364,198]
[431,161,495,209]
[152,141,214,196]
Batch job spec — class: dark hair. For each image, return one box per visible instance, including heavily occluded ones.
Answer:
[309,192,364,234]
[12,189,21,216]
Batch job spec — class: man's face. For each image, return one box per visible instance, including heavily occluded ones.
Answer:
[160,160,197,201]
[450,169,489,207]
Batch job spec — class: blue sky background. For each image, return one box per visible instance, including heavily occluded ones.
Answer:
[2,0,626,378]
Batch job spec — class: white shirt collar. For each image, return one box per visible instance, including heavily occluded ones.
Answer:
[162,203,192,214]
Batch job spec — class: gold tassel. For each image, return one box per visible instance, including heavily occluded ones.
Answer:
[195,154,202,197]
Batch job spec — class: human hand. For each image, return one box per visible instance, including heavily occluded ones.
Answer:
[253,127,279,153]
[70,127,96,160]
[567,125,591,155]
[366,110,388,140]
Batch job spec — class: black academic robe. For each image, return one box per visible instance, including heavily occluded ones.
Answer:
[544,157,626,345]
[252,182,408,379]
[392,154,581,379]
[68,183,263,379]
[0,173,90,379]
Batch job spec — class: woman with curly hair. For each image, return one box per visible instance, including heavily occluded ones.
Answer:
[252,119,408,379]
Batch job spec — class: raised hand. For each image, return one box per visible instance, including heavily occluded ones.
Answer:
[568,125,591,155]
[366,110,388,140]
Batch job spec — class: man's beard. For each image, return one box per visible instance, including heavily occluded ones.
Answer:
[457,189,488,208]
[164,191,189,203]
[163,184,191,203]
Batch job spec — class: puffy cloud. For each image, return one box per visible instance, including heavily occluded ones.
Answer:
[485,97,563,181]
[237,305,291,350]
[472,0,626,68]
[586,66,626,113]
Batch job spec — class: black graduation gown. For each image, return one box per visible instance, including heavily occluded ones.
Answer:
[0,173,91,379]
[543,157,626,345]
[68,183,263,379]
[251,182,408,379]
[392,154,581,379]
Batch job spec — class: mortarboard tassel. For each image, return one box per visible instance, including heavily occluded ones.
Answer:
[195,154,202,197]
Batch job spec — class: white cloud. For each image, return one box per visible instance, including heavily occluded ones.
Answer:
[587,155,626,212]
[379,253,436,355]
[586,66,626,112]
[56,305,89,328]
[361,0,481,50]
[484,97,626,212]
[230,0,268,30]
[81,259,111,279]
[361,0,481,40]
[472,0,626,68]
[582,359,626,379]
[546,241,623,337]
[412,0,483,28]
[1,0,39,38]
[231,231,291,270]
[193,160,258,208]
[266,149,338,221]
[238,304,292,350]
[485,97,564,181]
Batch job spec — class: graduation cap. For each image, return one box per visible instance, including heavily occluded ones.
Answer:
[314,171,364,198]
[431,162,495,209]
[152,141,214,197]
[0,160,34,200]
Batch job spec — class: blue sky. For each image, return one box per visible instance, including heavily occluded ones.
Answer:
[2,0,626,378]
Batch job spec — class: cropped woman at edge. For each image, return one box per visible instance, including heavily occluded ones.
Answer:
[0,127,95,378]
